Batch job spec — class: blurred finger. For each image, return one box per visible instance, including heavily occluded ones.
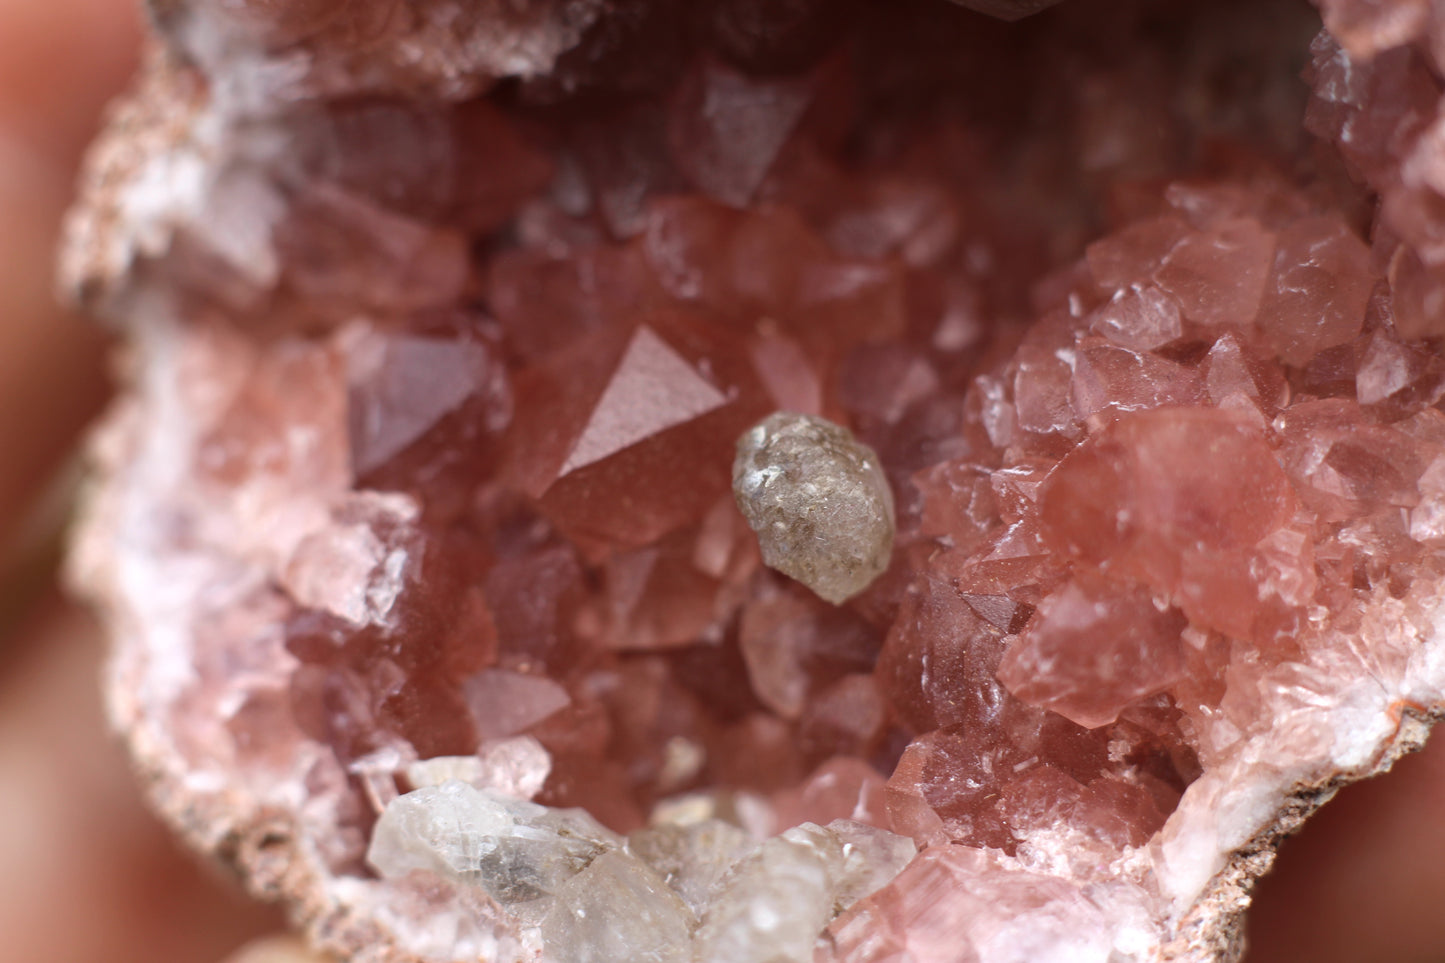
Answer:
[223,936,334,963]
[0,0,141,155]
[0,0,140,557]
[1246,731,1445,962]
[0,597,281,963]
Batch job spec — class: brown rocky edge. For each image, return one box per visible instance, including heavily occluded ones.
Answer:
[61,0,1445,961]
[1161,709,1440,963]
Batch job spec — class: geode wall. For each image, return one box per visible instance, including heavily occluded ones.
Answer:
[60,0,1445,961]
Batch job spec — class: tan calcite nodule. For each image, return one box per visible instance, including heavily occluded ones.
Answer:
[733,412,895,605]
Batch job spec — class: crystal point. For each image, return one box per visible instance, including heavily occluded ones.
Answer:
[560,325,729,477]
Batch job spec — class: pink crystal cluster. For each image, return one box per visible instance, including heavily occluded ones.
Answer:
[61,0,1445,961]
[877,169,1445,844]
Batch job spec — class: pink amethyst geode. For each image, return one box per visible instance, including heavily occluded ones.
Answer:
[61,0,1445,960]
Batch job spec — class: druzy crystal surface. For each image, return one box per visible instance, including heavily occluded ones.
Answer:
[61,0,1445,960]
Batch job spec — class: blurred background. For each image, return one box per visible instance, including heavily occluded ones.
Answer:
[0,1,1443,961]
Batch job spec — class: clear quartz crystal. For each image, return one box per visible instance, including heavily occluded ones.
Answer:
[692,821,916,963]
[733,413,895,604]
[367,782,620,907]
[539,851,696,963]
[627,819,755,917]
[370,784,915,962]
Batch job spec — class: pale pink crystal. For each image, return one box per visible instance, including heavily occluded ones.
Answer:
[997,577,1189,729]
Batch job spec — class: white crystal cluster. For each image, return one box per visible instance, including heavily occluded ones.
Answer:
[368,781,916,963]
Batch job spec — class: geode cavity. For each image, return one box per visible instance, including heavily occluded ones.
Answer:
[62,0,1445,961]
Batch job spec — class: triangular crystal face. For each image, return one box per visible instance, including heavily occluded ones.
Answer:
[350,336,490,476]
[560,325,729,476]
[673,59,815,207]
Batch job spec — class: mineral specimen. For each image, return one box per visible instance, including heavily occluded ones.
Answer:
[733,412,895,604]
[60,0,1445,961]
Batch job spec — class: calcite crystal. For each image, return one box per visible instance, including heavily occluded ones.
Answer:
[733,412,895,604]
[61,0,1445,960]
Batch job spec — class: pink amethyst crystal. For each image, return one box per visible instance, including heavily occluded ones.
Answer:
[60,0,1445,961]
